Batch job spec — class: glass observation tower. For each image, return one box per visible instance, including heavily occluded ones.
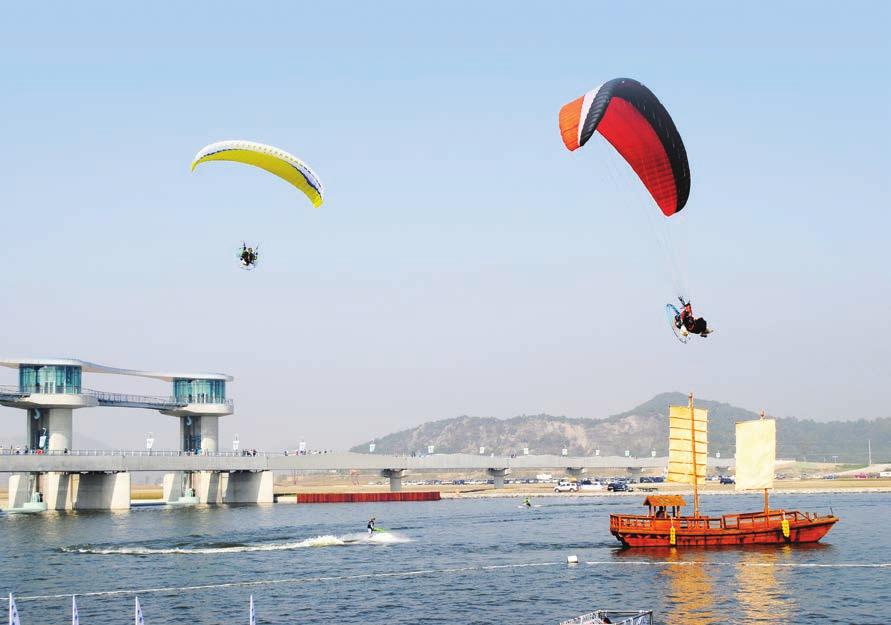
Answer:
[0,358,233,454]
[0,358,235,511]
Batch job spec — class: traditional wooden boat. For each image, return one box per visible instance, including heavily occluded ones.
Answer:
[610,394,838,548]
[610,494,837,547]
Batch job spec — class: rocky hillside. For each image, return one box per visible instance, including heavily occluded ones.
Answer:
[351,392,890,463]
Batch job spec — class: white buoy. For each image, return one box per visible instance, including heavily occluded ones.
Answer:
[567,555,579,565]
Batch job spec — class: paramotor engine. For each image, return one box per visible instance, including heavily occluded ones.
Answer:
[665,303,689,344]
[238,244,260,271]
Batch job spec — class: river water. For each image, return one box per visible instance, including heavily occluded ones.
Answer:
[1,492,888,624]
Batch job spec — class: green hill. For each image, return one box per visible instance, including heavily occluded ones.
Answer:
[351,392,890,463]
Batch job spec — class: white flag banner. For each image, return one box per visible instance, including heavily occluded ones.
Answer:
[135,597,144,625]
[9,594,21,625]
[72,596,79,625]
[249,595,256,625]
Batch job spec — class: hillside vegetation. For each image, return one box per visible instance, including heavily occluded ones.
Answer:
[351,392,890,463]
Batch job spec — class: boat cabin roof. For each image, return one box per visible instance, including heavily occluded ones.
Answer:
[644,495,686,508]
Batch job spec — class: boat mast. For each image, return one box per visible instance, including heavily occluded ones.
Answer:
[761,409,770,514]
[689,392,700,517]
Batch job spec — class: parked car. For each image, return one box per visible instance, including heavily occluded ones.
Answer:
[607,481,632,492]
[719,475,735,485]
[579,479,605,491]
[554,480,578,493]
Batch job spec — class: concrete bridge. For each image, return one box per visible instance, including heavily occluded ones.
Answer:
[1,450,733,511]
[0,450,735,473]
[0,357,737,513]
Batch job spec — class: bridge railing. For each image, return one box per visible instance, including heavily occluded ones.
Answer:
[0,448,256,457]
[86,389,185,408]
[0,384,27,397]
[0,449,443,459]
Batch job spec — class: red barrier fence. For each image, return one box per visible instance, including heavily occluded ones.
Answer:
[295,491,441,504]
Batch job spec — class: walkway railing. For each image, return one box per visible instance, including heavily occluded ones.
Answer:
[0,447,358,458]
[87,390,186,409]
[0,449,252,457]
[0,385,28,400]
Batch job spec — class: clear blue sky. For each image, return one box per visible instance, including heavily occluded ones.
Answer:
[1,2,888,451]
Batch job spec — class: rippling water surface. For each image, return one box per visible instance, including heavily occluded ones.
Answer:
[1,492,888,624]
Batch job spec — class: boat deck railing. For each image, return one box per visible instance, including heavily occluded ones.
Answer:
[610,510,815,531]
[723,510,811,527]
[560,610,653,625]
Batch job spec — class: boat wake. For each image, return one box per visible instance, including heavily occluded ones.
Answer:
[62,532,410,555]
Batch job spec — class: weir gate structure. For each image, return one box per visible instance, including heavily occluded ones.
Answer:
[0,358,245,511]
[1,358,731,512]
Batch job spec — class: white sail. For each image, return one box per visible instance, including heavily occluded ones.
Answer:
[668,405,708,485]
[735,418,776,491]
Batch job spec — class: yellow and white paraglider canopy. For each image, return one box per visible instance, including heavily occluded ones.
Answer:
[191,140,324,208]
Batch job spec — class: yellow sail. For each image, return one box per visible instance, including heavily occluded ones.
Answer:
[667,405,708,485]
[735,418,776,491]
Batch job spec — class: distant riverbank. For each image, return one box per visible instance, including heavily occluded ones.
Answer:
[3,478,889,509]
[440,483,891,499]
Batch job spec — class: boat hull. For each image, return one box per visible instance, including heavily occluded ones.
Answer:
[5,502,48,515]
[610,510,838,548]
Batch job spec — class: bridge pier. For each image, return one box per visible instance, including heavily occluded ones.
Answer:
[488,468,509,489]
[72,472,130,510]
[43,472,74,510]
[162,470,274,504]
[7,473,34,509]
[193,471,223,504]
[224,471,273,504]
[7,471,128,511]
[163,471,221,504]
[162,471,185,503]
[381,469,406,492]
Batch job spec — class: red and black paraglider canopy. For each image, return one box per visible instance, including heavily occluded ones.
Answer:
[559,77,690,217]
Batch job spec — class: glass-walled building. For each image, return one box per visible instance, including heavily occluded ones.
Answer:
[173,378,226,404]
[19,364,82,394]
[1,358,233,423]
